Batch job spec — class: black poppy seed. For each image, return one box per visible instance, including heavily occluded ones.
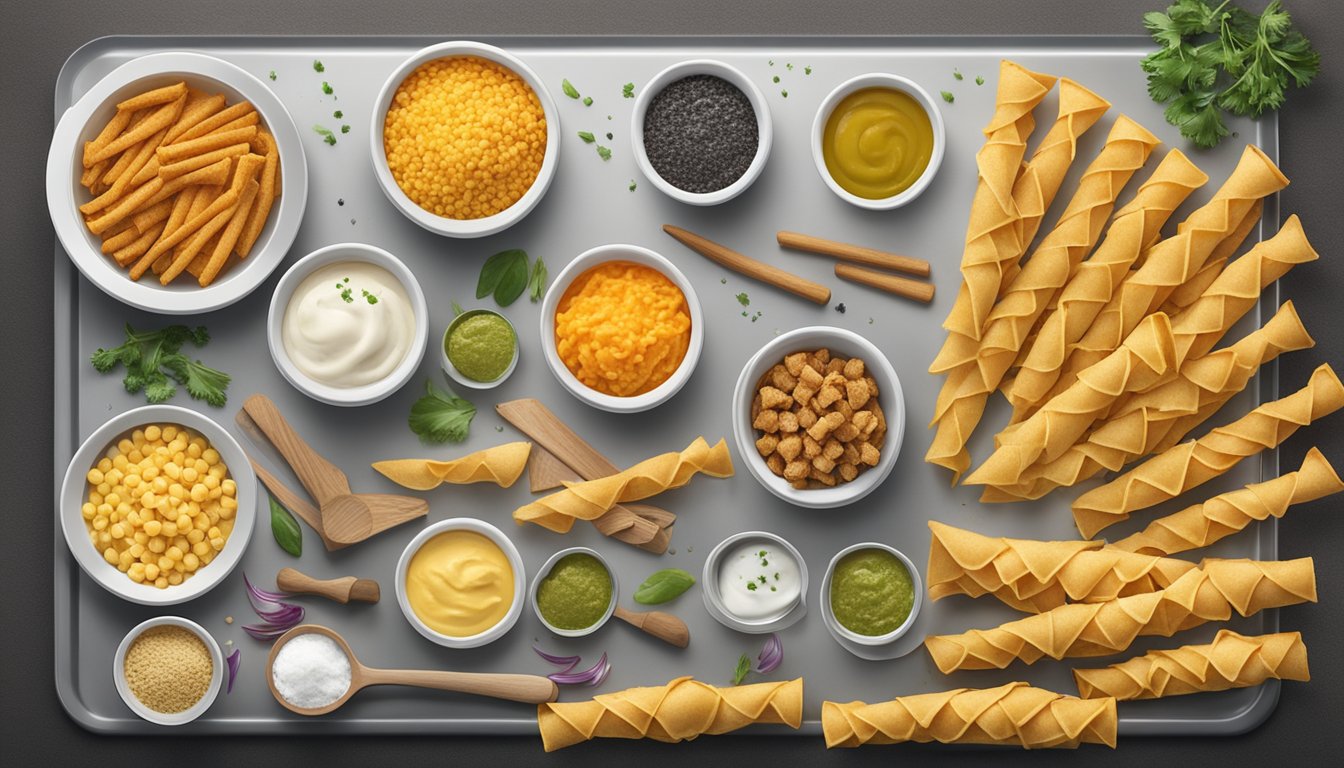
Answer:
[642,75,758,194]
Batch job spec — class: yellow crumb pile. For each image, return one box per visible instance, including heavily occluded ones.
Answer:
[124,625,212,714]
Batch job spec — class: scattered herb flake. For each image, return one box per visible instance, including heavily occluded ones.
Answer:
[605,132,613,140]
[781,89,788,98]
[622,82,634,98]
[577,130,596,143]
[340,124,350,134]
[869,316,875,324]
[313,124,337,145]
[720,277,727,284]
[596,145,612,161]
[362,289,378,305]
[751,311,762,323]
[772,75,780,83]
[805,66,812,75]
[333,110,343,119]
[583,96,593,106]
[337,198,344,206]
[339,287,353,303]
[562,79,580,99]
[527,256,548,303]
[733,653,752,685]
[976,75,985,85]
[736,292,750,307]
[941,90,955,103]
[786,63,794,70]
[312,59,325,72]
[321,81,333,95]
[268,70,277,81]
[953,68,964,80]
[628,180,637,191]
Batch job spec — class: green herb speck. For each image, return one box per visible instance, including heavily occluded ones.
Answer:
[781,89,788,98]
[362,289,378,305]
[786,63,793,70]
[583,96,593,106]
[720,277,727,284]
[953,68,964,81]
[621,82,634,98]
[596,145,612,161]
[940,90,955,103]
[340,125,350,134]
[577,130,595,143]
[333,110,343,119]
[313,125,337,145]
[628,180,637,191]
[312,60,324,72]
[268,70,277,81]
[804,66,812,75]
[772,75,780,83]
[321,81,333,95]
[562,79,580,99]
[339,287,353,303]
[975,75,985,85]
[736,292,750,307]
[746,581,757,591]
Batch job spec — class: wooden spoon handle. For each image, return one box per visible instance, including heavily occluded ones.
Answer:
[613,606,690,648]
[664,224,831,305]
[777,230,931,277]
[835,262,936,304]
[362,668,559,704]
[276,567,380,603]
[242,394,352,506]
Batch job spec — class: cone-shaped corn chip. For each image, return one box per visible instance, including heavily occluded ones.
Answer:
[1110,447,1342,555]
[925,117,1159,480]
[1073,630,1308,700]
[924,558,1315,672]
[1072,364,1344,538]
[1162,199,1263,315]
[513,437,733,533]
[371,442,532,490]
[537,677,802,751]
[1007,150,1206,418]
[927,521,1197,612]
[822,682,1117,749]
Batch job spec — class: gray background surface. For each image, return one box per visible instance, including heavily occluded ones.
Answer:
[4,0,1342,764]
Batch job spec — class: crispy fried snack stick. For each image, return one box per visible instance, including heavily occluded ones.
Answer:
[372,443,532,490]
[1073,630,1308,700]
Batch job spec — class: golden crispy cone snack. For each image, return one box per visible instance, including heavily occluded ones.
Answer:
[1110,447,1342,556]
[1162,199,1264,314]
[927,521,1197,612]
[924,558,1316,672]
[937,61,1057,346]
[371,442,532,491]
[1073,630,1309,701]
[1072,364,1344,538]
[1006,150,1207,418]
[966,312,1176,487]
[925,116,1159,480]
[1043,145,1289,405]
[513,437,733,533]
[983,301,1313,502]
[822,682,1117,749]
[537,677,802,751]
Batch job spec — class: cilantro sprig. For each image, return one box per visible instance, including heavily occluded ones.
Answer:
[1141,0,1318,148]
[91,324,231,407]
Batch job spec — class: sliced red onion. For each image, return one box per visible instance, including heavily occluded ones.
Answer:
[532,645,581,674]
[548,653,610,686]
[242,574,304,639]
[244,573,288,615]
[755,633,783,674]
[226,649,241,694]
[242,621,300,641]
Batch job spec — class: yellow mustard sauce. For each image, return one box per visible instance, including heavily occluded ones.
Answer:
[405,530,514,637]
[822,87,934,200]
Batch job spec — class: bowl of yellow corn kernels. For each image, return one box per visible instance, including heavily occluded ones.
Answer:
[370,41,560,239]
[59,404,256,605]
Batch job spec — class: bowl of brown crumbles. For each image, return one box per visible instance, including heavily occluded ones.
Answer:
[113,616,223,725]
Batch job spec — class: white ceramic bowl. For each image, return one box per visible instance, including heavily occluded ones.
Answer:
[701,531,808,634]
[631,59,773,206]
[113,616,224,726]
[810,73,946,210]
[369,41,560,238]
[539,244,704,413]
[394,518,526,649]
[820,542,924,646]
[267,242,428,407]
[46,51,307,315]
[529,547,618,638]
[58,405,257,606]
[440,309,519,391]
[732,326,905,509]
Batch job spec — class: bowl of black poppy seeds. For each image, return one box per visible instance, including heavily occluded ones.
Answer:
[632,60,772,206]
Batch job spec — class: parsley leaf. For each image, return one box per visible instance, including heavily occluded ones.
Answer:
[91,324,229,406]
[408,381,476,443]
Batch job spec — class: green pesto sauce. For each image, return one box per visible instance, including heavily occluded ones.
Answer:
[447,313,515,382]
[536,553,612,630]
[829,548,914,636]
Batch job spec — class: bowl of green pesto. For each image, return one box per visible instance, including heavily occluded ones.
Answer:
[821,542,922,646]
[440,308,518,389]
[530,547,617,637]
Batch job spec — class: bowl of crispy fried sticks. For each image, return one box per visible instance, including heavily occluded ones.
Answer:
[732,326,905,509]
[46,52,307,314]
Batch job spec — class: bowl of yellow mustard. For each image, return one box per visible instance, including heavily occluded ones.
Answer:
[394,518,526,649]
[811,73,945,210]
[539,244,704,413]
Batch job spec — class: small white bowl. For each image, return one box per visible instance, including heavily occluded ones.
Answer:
[539,244,704,413]
[58,405,257,606]
[114,616,224,726]
[395,518,526,649]
[46,51,307,315]
[267,242,428,407]
[440,309,519,391]
[369,41,560,238]
[733,326,905,509]
[631,59,773,206]
[529,547,618,638]
[701,531,808,634]
[810,73,946,210]
[820,542,924,647]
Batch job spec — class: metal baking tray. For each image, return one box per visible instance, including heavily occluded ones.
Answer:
[53,36,1281,736]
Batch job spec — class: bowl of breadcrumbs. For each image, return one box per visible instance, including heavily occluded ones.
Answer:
[114,616,223,725]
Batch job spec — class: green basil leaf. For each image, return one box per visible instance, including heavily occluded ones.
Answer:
[269,496,302,557]
[732,652,751,685]
[633,568,696,605]
[528,256,548,303]
[476,249,527,300]
[493,252,530,306]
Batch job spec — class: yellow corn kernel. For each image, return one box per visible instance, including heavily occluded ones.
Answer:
[142,519,162,537]
[154,576,168,589]
[187,528,205,544]
[183,553,200,571]
[210,537,225,550]
[192,540,211,557]
[109,523,126,539]
[202,448,220,465]
[147,536,167,554]
[103,548,118,564]
[167,571,183,586]
[143,425,161,442]
[92,515,109,531]
[128,542,145,558]
[144,563,160,581]
[161,425,177,441]
[81,503,97,520]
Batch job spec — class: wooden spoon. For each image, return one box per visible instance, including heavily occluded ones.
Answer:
[267,625,558,716]
[276,567,380,604]
[613,607,690,648]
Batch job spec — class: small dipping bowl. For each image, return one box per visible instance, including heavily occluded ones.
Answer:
[395,518,526,649]
[539,243,704,413]
[114,616,224,726]
[631,59,773,206]
[440,308,519,390]
[529,547,619,638]
[701,531,808,634]
[820,542,924,647]
[810,73,946,210]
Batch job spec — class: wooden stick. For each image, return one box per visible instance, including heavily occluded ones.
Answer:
[777,230,931,277]
[835,263,935,304]
[663,224,831,305]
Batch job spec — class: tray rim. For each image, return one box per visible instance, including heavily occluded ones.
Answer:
[52,33,1282,738]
